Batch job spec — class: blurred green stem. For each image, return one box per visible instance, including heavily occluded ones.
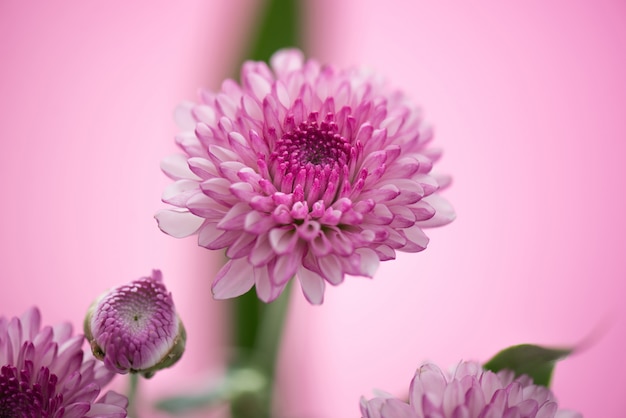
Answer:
[230,284,292,418]
[128,373,139,418]
[231,0,300,415]
[253,283,292,379]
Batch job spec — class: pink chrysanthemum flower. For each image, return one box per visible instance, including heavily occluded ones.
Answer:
[84,270,186,378]
[156,49,455,304]
[360,361,581,418]
[0,307,127,417]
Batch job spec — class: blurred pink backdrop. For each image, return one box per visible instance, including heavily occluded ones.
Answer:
[1,1,625,417]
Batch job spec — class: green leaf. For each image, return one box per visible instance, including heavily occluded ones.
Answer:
[155,391,224,414]
[154,367,268,415]
[483,344,572,387]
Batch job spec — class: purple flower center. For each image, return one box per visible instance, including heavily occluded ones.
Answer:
[269,114,355,200]
[0,364,62,416]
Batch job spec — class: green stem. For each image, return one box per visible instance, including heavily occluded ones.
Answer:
[127,373,140,418]
[230,283,293,418]
[230,0,301,414]
[253,283,292,379]
[231,0,301,354]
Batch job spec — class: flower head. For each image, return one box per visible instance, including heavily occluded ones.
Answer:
[84,270,185,377]
[156,49,455,304]
[0,307,127,417]
[360,361,581,418]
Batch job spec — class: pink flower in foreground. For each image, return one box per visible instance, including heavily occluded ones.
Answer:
[360,361,581,418]
[156,49,455,304]
[84,270,185,377]
[0,307,127,417]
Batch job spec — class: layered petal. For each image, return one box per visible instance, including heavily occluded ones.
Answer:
[361,361,581,418]
[157,49,455,303]
[0,307,127,416]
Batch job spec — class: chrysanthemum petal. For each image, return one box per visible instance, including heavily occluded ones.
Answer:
[217,202,251,230]
[355,248,380,277]
[249,234,275,267]
[401,226,429,252]
[245,72,272,102]
[157,49,455,303]
[364,361,578,418]
[270,49,305,77]
[318,254,344,285]
[555,410,583,418]
[269,227,298,255]
[0,308,127,416]
[416,195,456,228]
[297,267,325,305]
[380,399,415,418]
[155,209,204,238]
[212,259,255,299]
[254,266,288,303]
[162,179,200,206]
[271,255,297,286]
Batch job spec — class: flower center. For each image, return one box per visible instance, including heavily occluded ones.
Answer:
[269,114,355,203]
[0,364,61,416]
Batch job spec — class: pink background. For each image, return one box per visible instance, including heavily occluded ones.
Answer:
[1,1,625,417]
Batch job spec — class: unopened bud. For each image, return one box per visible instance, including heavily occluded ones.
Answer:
[84,270,185,378]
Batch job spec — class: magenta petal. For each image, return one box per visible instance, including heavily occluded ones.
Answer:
[537,402,559,418]
[401,227,429,252]
[198,224,238,250]
[363,361,579,418]
[84,403,127,418]
[271,253,300,285]
[360,396,384,418]
[388,206,416,228]
[318,254,344,285]
[157,48,456,304]
[162,179,200,206]
[355,248,380,277]
[0,308,128,416]
[212,259,255,299]
[155,209,204,238]
[554,410,583,418]
[254,267,274,302]
[254,266,288,303]
[268,226,298,255]
[226,232,257,259]
[160,154,199,181]
[442,380,465,418]
[297,267,325,305]
[379,399,415,418]
[245,71,272,102]
[216,202,251,230]
[416,195,456,228]
[270,48,304,78]
[249,234,276,267]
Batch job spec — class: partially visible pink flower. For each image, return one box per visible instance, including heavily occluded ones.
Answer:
[156,48,455,304]
[84,270,185,377]
[0,307,127,417]
[360,361,581,418]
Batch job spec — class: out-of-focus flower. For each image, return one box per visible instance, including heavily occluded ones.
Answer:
[84,270,185,377]
[156,48,455,304]
[360,361,581,418]
[0,307,127,417]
